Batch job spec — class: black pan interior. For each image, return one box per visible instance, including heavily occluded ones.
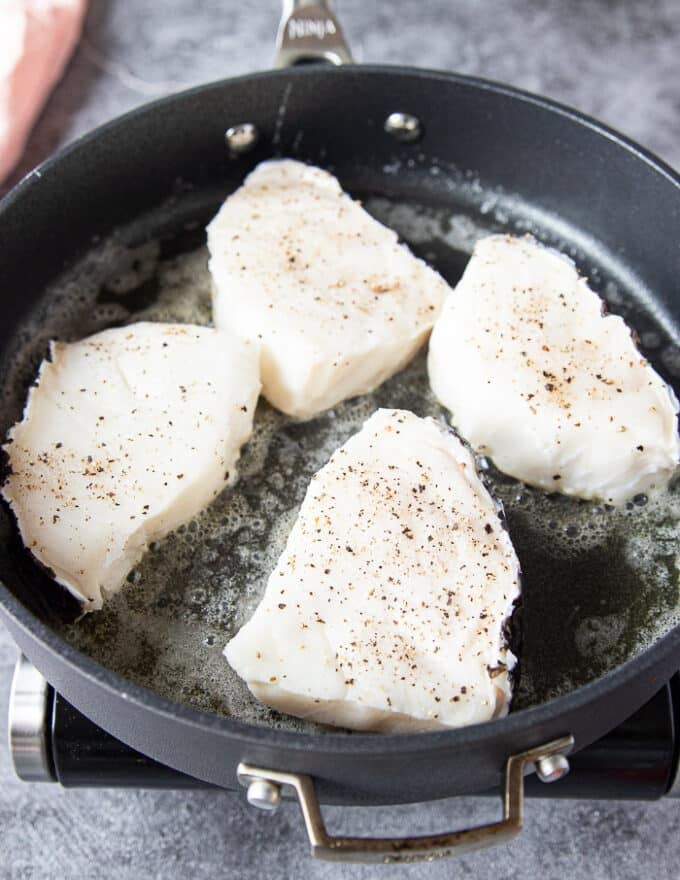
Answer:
[1,66,679,738]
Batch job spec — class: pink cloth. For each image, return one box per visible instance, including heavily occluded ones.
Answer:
[0,0,87,184]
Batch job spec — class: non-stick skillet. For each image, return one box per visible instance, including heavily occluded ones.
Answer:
[1,0,680,864]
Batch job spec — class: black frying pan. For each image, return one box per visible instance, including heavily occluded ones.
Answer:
[1,0,680,863]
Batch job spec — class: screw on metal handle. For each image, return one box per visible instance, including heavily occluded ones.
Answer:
[224,123,260,156]
[246,777,282,810]
[384,112,423,143]
[535,753,570,783]
[275,0,353,68]
[237,734,574,864]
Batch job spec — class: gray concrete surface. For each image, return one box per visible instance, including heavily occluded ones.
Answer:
[2,1,680,877]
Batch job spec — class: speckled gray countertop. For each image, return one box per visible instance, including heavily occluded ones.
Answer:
[2,1,680,878]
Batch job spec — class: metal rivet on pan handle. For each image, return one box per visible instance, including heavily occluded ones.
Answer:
[237,734,574,864]
[225,123,260,156]
[275,1,353,68]
[246,778,282,811]
[535,752,570,783]
[384,112,423,143]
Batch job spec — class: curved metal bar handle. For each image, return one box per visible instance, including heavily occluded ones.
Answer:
[237,734,574,864]
[275,0,353,68]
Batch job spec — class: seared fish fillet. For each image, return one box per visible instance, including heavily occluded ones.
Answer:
[429,235,680,505]
[207,159,450,419]
[225,408,520,733]
[2,323,260,610]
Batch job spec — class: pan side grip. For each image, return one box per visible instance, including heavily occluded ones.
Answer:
[237,736,574,864]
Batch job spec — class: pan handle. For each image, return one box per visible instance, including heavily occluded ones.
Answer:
[237,735,574,864]
[274,1,353,68]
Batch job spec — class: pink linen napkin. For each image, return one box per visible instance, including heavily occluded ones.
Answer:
[0,0,88,184]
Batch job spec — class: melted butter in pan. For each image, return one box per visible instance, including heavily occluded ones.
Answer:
[2,196,679,731]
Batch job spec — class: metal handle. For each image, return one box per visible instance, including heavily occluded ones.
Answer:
[275,0,353,68]
[9,655,55,783]
[238,734,574,864]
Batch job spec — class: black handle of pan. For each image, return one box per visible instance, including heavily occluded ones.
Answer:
[274,0,353,67]
[9,658,677,797]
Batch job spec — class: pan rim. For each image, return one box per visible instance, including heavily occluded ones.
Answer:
[3,63,679,208]
[3,577,680,756]
[1,62,679,758]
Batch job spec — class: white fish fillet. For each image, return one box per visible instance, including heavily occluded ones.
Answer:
[0,0,87,184]
[225,408,520,733]
[207,159,451,420]
[428,235,680,505]
[2,323,260,610]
